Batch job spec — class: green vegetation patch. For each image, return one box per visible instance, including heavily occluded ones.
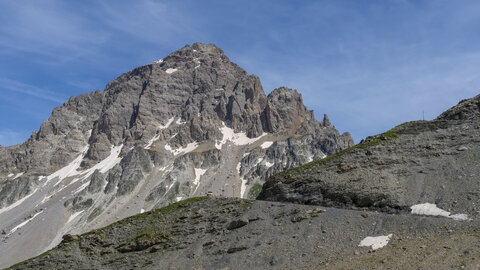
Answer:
[247,183,263,199]
[273,129,402,181]
[134,226,171,242]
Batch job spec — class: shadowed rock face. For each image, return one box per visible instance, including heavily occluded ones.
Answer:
[259,94,480,218]
[0,43,352,268]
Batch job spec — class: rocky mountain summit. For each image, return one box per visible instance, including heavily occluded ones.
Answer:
[0,43,352,268]
[10,93,480,270]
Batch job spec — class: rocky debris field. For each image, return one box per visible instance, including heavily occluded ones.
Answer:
[8,197,479,270]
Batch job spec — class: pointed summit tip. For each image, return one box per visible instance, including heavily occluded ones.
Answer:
[322,114,331,126]
[191,42,224,54]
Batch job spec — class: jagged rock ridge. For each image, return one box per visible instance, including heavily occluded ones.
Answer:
[0,42,352,268]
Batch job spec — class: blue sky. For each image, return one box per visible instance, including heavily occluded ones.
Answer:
[1,0,480,146]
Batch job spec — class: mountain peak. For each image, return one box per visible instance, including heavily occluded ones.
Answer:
[0,43,352,267]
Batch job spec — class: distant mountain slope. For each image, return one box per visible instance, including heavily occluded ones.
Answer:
[0,43,352,268]
[259,93,480,220]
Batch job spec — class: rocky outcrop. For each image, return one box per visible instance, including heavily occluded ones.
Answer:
[0,43,351,268]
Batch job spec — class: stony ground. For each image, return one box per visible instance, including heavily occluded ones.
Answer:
[8,197,479,270]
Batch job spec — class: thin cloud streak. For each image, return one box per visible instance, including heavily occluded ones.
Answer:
[0,129,27,147]
[1,1,480,145]
[0,78,66,103]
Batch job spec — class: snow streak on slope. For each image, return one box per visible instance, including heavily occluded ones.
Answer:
[260,141,273,149]
[49,145,89,185]
[193,168,207,194]
[7,210,44,236]
[145,117,175,149]
[66,210,84,224]
[215,122,267,149]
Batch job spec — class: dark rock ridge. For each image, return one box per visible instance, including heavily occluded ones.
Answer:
[259,93,480,218]
[0,43,352,268]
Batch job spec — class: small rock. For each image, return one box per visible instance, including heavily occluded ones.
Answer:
[457,146,468,151]
[203,240,215,246]
[62,234,79,243]
[227,246,247,253]
[291,215,309,223]
[227,218,249,230]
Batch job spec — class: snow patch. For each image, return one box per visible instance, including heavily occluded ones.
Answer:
[7,173,13,178]
[240,178,248,198]
[194,58,201,69]
[236,162,248,198]
[145,135,161,150]
[159,117,175,129]
[13,172,24,179]
[93,145,123,174]
[193,168,207,193]
[67,210,84,224]
[264,161,274,168]
[165,142,199,156]
[410,203,470,220]
[144,117,175,149]
[54,144,123,190]
[8,210,44,236]
[176,197,183,202]
[175,118,186,125]
[140,209,145,214]
[49,145,89,185]
[260,141,273,149]
[236,162,241,174]
[165,68,178,74]
[215,122,267,149]
[359,234,392,250]
[155,59,163,64]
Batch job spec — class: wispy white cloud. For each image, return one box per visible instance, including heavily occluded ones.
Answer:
[0,129,27,147]
[1,0,480,144]
[0,1,109,62]
[0,78,66,103]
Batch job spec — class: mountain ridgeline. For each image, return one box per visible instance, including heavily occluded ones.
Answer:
[0,43,352,268]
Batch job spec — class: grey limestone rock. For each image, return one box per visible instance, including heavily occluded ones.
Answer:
[0,43,352,268]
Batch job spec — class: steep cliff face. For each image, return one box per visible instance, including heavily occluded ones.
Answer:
[0,43,352,268]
